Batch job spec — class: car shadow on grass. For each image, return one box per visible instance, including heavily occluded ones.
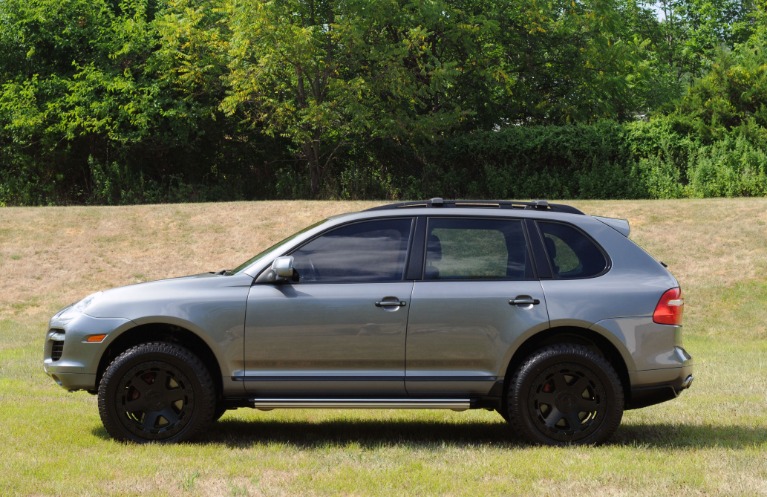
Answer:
[180,418,767,449]
[201,418,520,448]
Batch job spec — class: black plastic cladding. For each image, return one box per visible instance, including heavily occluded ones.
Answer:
[367,198,584,215]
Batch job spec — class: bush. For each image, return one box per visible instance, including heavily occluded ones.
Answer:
[3,117,766,204]
[405,118,766,201]
[419,122,639,200]
[687,132,767,197]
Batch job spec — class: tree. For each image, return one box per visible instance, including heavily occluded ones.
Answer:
[488,0,668,124]
[652,0,757,80]
[0,0,118,202]
[675,7,767,139]
[223,0,486,196]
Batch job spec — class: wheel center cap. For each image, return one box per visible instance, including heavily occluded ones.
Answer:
[555,392,579,414]
[145,391,164,411]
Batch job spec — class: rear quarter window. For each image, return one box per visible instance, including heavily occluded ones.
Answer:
[537,221,608,278]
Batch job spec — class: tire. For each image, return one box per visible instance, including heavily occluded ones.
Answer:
[98,342,216,443]
[496,408,509,423]
[506,344,624,446]
[213,404,228,422]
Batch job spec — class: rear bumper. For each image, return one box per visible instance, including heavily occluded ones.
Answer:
[626,346,693,409]
[627,372,694,409]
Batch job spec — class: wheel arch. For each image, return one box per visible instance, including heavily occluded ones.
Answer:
[95,323,223,399]
[503,326,630,404]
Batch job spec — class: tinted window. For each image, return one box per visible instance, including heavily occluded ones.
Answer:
[538,222,607,278]
[291,219,412,283]
[424,218,531,280]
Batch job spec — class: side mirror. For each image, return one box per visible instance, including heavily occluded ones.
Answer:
[255,256,297,284]
[272,256,295,279]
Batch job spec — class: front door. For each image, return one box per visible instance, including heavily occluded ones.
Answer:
[242,218,414,396]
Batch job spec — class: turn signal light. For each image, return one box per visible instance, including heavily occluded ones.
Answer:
[653,288,684,325]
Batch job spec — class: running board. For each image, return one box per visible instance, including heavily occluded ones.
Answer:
[250,398,471,411]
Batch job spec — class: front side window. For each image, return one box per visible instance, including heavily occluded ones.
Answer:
[538,221,608,278]
[424,218,531,280]
[290,218,412,283]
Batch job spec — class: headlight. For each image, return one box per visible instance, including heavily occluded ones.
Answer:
[54,292,103,325]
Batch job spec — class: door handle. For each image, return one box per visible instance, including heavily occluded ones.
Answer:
[509,296,541,306]
[375,299,407,308]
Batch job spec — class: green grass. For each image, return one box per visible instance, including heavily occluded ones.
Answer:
[1,199,766,496]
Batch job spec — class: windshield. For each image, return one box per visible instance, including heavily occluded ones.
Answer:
[231,219,326,274]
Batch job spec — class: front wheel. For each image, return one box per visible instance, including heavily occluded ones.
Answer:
[506,344,624,446]
[98,342,216,443]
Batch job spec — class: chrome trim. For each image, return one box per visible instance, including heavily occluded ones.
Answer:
[251,398,471,410]
[682,374,694,389]
[233,375,497,382]
[374,300,407,308]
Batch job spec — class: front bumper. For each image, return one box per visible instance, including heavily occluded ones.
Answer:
[43,313,132,391]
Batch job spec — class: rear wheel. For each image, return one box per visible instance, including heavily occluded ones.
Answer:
[98,342,216,443]
[506,344,623,446]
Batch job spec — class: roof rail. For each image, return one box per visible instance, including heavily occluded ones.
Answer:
[366,198,584,215]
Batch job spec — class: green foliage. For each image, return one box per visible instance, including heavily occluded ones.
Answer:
[222,0,482,196]
[491,0,667,123]
[631,157,685,198]
[676,34,767,141]
[654,0,758,81]
[0,0,765,204]
[413,122,637,199]
[687,131,767,197]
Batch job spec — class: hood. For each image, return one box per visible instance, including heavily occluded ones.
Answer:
[83,272,254,320]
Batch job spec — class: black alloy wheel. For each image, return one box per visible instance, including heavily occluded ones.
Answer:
[507,344,624,446]
[98,342,216,443]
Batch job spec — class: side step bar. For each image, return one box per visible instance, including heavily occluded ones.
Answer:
[251,398,471,411]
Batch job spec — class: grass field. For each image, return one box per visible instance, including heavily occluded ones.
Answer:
[1,199,766,496]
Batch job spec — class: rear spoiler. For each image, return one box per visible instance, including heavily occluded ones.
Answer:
[594,216,630,237]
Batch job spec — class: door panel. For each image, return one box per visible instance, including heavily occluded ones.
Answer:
[406,281,549,395]
[243,282,413,395]
[405,217,549,396]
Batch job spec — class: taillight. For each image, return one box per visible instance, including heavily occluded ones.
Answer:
[653,288,684,325]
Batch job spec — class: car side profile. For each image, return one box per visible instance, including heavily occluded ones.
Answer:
[44,199,693,445]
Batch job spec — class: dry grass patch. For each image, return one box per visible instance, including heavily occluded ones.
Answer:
[571,198,767,289]
[1,198,766,497]
[0,201,376,317]
[574,198,767,341]
[4,198,766,316]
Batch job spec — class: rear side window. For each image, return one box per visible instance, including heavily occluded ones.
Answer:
[538,221,607,278]
[424,218,532,280]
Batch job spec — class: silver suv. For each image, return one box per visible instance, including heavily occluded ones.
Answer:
[44,199,693,445]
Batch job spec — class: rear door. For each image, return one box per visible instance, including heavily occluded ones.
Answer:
[406,217,550,396]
